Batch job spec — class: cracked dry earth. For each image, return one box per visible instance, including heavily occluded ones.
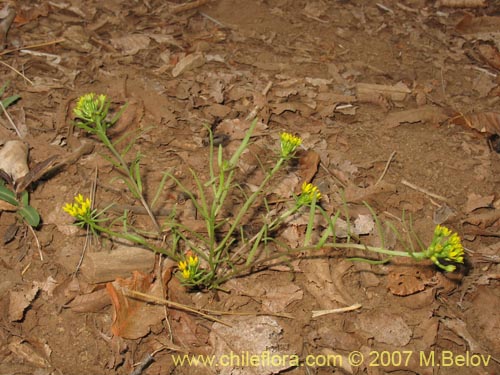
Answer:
[0,0,500,374]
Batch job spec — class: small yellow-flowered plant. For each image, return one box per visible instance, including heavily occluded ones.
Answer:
[423,225,465,272]
[280,132,302,158]
[63,194,92,220]
[73,93,108,124]
[297,182,322,206]
[177,253,205,287]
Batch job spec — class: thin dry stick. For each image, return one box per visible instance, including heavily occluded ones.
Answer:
[0,100,22,138]
[123,289,231,326]
[311,302,362,318]
[401,178,449,202]
[0,60,34,85]
[0,38,66,57]
[375,151,396,186]
[199,308,294,319]
[28,225,43,261]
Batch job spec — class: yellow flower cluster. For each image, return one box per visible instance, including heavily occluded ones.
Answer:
[178,254,200,281]
[425,225,465,272]
[302,182,321,200]
[297,182,322,206]
[73,93,108,123]
[63,194,91,219]
[280,132,302,158]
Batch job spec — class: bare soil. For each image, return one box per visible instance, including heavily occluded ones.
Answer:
[0,1,499,374]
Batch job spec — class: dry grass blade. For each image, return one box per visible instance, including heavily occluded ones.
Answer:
[312,303,362,318]
[123,289,232,326]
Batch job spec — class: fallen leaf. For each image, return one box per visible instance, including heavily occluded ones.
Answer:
[297,150,320,188]
[0,140,29,182]
[110,34,151,55]
[106,271,165,339]
[9,285,40,321]
[357,81,411,102]
[300,257,353,308]
[8,337,51,368]
[172,52,206,77]
[452,111,500,136]
[210,316,295,375]
[465,193,495,213]
[357,311,412,346]
[385,106,448,128]
[462,209,500,228]
[344,181,397,203]
[217,118,267,140]
[33,276,58,297]
[387,268,430,296]
[477,44,500,71]
[65,288,111,313]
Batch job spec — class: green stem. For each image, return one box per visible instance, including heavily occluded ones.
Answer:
[95,120,161,233]
[211,242,427,288]
[326,243,426,260]
[216,158,285,258]
[85,220,173,258]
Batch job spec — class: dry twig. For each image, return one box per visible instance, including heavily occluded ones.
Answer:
[312,303,362,318]
[375,151,396,186]
[401,178,449,202]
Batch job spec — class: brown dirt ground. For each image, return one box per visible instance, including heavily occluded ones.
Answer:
[0,0,499,374]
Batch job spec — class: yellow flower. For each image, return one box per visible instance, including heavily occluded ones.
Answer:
[188,255,199,267]
[280,132,302,158]
[425,225,465,272]
[74,93,108,122]
[63,194,92,219]
[297,182,322,206]
[435,224,451,237]
[182,269,191,279]
[178,253,203,286]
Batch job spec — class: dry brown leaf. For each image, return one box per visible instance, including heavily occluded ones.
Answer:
[453,111,500,135]
[385,106,448,128]
[9,285,40,322]
[110,34,150,55]
[303,1,328,19]
[297,150,320,188]
[260,283,303,313]
[65,288,111,313]
[462,209,500,228]
[300,257,353,308]
[465,193,495,213]
[357,310,412,346]
[387,268,432,296]
[357,82,411,102]
[344,181,397,203]
[106,271,165,339]
[210,316,294,375]
[8,337,51,368]
[172,52,206,77]
[477,44,500,71]
[217,118,267,140]
[0,140,29,182]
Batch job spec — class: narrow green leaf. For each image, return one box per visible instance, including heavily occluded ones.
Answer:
[20,191,29,206]
[19,205,40,227]
[1,94,21,109]
[0,82,7,97]
[0,185,18,206]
